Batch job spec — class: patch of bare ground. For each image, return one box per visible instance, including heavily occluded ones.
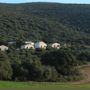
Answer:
[71,65,90,84]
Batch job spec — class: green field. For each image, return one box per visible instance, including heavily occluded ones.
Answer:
[0,81,90,89]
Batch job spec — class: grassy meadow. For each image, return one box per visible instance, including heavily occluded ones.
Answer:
[0,81,90,89]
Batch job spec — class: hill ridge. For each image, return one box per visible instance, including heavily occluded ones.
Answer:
[0,3,90,45]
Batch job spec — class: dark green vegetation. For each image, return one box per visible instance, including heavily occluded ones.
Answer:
[0,3,90,45]
[0,66,90,88]
[0,2,90,82]
[0,45,90,82]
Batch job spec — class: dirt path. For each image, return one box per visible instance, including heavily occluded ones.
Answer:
[72,66,90,84]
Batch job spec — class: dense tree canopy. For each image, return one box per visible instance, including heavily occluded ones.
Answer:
[0,51,12,80]
[0,47,88,81]
[0,3,90,45]
[0,2,90,82]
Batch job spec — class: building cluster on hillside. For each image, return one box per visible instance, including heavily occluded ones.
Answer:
[19,41,61,50]
[0,41,70,51]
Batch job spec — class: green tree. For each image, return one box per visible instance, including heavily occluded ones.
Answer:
[0,51,12,80]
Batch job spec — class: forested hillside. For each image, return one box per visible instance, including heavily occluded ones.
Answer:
[0,3,90,45]
[0,3,90,82]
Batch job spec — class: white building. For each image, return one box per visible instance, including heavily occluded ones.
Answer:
[21,41,34,49]
[34,41,47,49]
[25,41,34,45]
[51,43,61,49]
[0,45,8,51]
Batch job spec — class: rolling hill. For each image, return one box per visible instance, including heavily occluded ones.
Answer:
[0,2,90,45]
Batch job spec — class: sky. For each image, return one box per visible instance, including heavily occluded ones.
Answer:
[0,0,90,4]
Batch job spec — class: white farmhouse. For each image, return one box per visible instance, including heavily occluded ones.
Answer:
[21,41,34,49]
[51,43,61,49]
[25,41,34,45]
[0,45,8,51]
[34,41,47,49]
